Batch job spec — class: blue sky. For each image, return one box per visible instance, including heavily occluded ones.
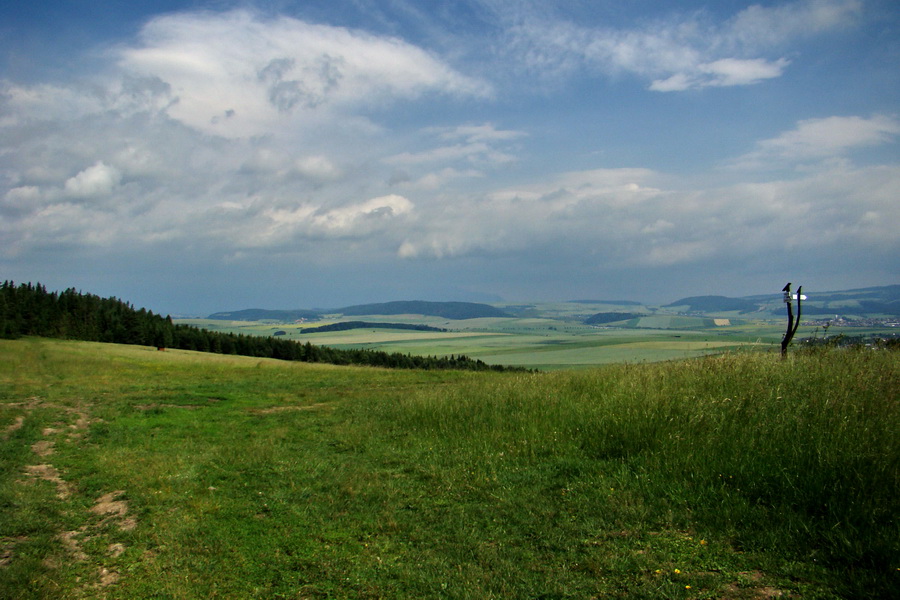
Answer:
[1,0,898,315]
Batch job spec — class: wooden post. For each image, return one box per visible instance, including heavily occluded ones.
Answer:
[781,283,803,358]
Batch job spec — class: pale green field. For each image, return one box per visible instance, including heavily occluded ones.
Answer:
[177,310,878,369]
[178,319,785,369]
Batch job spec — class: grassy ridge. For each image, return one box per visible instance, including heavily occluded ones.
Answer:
[1,339,897,598]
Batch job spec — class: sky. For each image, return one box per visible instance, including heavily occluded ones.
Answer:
[1,0,898,315]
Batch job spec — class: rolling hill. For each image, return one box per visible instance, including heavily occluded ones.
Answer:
[663,295,759,313]
[201,285,900,323]
[336,301,512,320]
[207,308,321,321]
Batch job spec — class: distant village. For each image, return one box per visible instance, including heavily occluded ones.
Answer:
[803,316,899,328]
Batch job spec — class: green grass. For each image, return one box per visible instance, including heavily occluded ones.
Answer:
[1,338,897,598]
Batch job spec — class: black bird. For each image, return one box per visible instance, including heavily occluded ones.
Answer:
[782,283,791,292]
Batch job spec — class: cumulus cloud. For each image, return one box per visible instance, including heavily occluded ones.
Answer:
[0,8,497,264]
[293,156,343,183]
[395,162,899,269]
[731,114,900,168]
[312,194,414,233]
[1,2,895,307]
[116,10,491,137]
[396,168,669,261]
[64,161,122,198]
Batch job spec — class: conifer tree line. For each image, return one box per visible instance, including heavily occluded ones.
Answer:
[0,282,524,372]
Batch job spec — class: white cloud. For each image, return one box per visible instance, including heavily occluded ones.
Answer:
[64,161,122,198]
[230,193,416,249]
[646,73,695,93]
[312,194,414,233]
[398,167,484,191]
[732,115,900,168]
[724,0,862,50]
[386,141,516,167]
[1,1,894,303]
[395,163,899,269]
[293,156,343,183]
[396,168,668,260]
[435,123,527,143]
[0,81,104,124]
[4,185,42,204]
[383,122,525,192]
[115,10,491,137]
[651,57,790,91]
[497,0,860,91]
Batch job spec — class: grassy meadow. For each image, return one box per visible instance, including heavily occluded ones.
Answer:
[1,338,898,598]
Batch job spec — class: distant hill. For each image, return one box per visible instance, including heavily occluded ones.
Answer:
[584,312,642,325]
[207,308,321,322]
[664,296,758,313]
[789,284,900,316]
[569,299,642,306]
[337,301,512,320]
[204,285,900,322]
[742,285,900,317]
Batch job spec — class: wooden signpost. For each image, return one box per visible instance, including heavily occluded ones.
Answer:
[780,282,806,357]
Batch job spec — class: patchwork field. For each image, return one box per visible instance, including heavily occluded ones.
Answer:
[178,290,900,370]
[179,315,800,370]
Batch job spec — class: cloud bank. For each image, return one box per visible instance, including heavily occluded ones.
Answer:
[1,1,896,311]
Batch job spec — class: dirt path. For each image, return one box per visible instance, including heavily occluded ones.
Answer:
[6,399,137,593]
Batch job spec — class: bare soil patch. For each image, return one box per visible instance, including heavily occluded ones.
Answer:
[2,415,25,440]
[25,463,73,499]
[722,571,789,599]
[97,567,121,587]
[58,530,89,562]
[250,402,331,414]
[135,403,208,411]
[31,439,55,456]
[92,490,137,531]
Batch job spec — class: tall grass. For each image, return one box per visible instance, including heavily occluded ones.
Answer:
[371,349,899,596]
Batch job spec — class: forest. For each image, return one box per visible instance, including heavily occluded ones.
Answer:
[0,282,522,372]
[298,321,446,334]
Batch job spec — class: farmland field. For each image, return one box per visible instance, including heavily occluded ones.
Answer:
[178,313,804,369]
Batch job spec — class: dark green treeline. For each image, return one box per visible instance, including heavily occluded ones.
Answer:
[0,282,523,372]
